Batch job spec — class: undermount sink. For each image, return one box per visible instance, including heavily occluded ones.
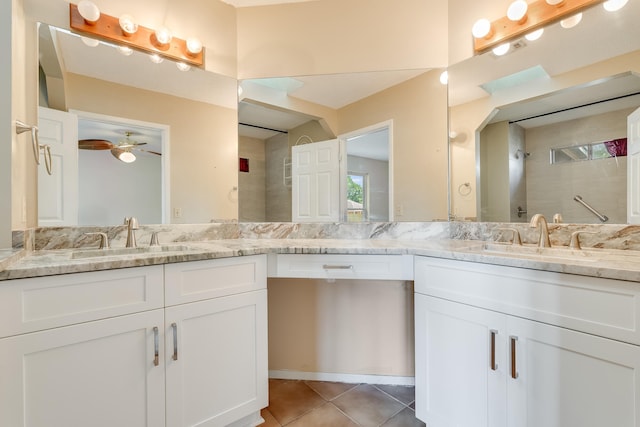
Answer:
[479,242,637,263]
[71,244,195,259]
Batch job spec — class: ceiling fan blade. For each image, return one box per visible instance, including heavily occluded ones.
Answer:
[78,139,115,150]
[135,148,162,156]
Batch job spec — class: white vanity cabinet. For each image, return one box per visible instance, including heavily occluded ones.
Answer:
[164,255,268,427]
[0,266,166,427]
[414,256,640,427]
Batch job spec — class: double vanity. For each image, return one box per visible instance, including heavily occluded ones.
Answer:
[1,221,639,427]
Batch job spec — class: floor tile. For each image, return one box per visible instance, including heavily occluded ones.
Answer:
[381,407,426,427]
[304,381,359,401]
[267,380,326,425]
[259,408,281,427]
[374,384,415,405]
[332,384,405,427]
[286,402,359,427]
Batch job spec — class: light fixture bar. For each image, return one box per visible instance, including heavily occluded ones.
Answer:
[473,0,605,53]
[69,3,204,66]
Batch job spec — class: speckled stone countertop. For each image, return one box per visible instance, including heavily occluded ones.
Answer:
[2,238,640,283]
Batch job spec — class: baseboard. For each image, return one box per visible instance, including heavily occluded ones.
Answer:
[269,370,415,386]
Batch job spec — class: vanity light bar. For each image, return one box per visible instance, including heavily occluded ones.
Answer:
[69,3,204,67]
[473,0,605,54]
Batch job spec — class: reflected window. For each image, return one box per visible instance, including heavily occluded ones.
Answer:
[347,173,368,222]
[550,138,627,164]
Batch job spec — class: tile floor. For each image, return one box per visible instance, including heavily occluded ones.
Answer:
[260,379,426,427]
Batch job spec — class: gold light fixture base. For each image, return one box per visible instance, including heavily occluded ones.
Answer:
[473,0,605,54]
[69,3,204,67]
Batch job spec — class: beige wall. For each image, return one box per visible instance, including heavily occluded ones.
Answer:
[66,73,238,224]
[338,70,449,221]
[268,278,415,378]
[237,0,448,79]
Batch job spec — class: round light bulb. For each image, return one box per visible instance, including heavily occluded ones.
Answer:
[472,18,492,39]
[449,131,458,139]
[77,0,100,24]
[560,13,582,29]
[238,85,244,97]
[176,62,191,71]
[492,42,511,56]
[525,28,544,41]
[155,27,173,45]
[439,70,449,85]
[81,36,99,47]
[507,0,528,23]
[149,54,164,64]
[603,0,628,12]
[118,46,133,56]
[545,0,565,5]
[119,15,138,36]
[186,37,203,55]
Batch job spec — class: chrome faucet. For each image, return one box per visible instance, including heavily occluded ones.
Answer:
[124,217,139,248]
[529,214,551,248]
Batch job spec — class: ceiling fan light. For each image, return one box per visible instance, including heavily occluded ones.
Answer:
[186,37,203,55]
[119,14,139,36]
[507,0,528,23]
[603,0,628,12]
[560,13,582,29]
[111,148,136,163]
[77,0,100,24]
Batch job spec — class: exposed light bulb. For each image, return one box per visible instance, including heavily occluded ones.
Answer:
[603,0,628,12]
[111,148,136,163]
[472,18,492,39]
[492,42,511,56]
[545,0,565,5]
[507,0,528,23]
[186,38,203,55]
[118,46,134,56]
[439,70,449,85]
[81,36,99,47]
[119,14,138,36]
[525,28,544,41]
[238,85,244,98]
[149,54,164,64]
[77,0,100,24]
[176,62,191,71]
[560,13,582,28]
[155,27,173,45]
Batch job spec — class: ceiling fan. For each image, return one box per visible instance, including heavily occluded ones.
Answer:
[78,131,161,163]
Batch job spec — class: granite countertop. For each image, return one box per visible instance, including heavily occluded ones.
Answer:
[1,238,639,283]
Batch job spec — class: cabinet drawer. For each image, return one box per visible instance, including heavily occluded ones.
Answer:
[164,255,267,306]
[270,254,414,280]
[0,266,164,338]
[415,256,640,345]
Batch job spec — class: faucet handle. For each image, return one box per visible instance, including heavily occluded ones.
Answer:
[124,216,139,229]
[569,231,597,250]
[84,232,110,249]
[150,231,161,246]
[495,228,522,245]
[553,213,563,223]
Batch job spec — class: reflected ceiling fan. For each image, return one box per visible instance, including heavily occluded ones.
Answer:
[78,131,161,163]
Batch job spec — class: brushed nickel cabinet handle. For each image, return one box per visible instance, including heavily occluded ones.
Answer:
[172,322,178,361]
[490,329,498,371]
[322,264,354,270]
[153,326,159,367]
[510,336,519,379]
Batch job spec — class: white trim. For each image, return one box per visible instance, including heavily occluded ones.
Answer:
[69,110,171,224]
[339,120,394,221]
[269,370,415,386]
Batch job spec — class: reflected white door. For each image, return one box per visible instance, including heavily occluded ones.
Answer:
[628,107,640,224]
[292,139,345,222]
[38,107,78,226]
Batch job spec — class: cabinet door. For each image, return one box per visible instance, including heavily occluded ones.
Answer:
[415,295,507,427]
[507,316,640,427]
[165,290,268,427]
[0,309,165,427]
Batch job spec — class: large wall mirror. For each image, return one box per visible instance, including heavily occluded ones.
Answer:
[449,1,640,225]
[38,22,448,227]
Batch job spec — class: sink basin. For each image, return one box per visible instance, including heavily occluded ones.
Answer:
[479,243,639,263]
[71,244,195,259]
